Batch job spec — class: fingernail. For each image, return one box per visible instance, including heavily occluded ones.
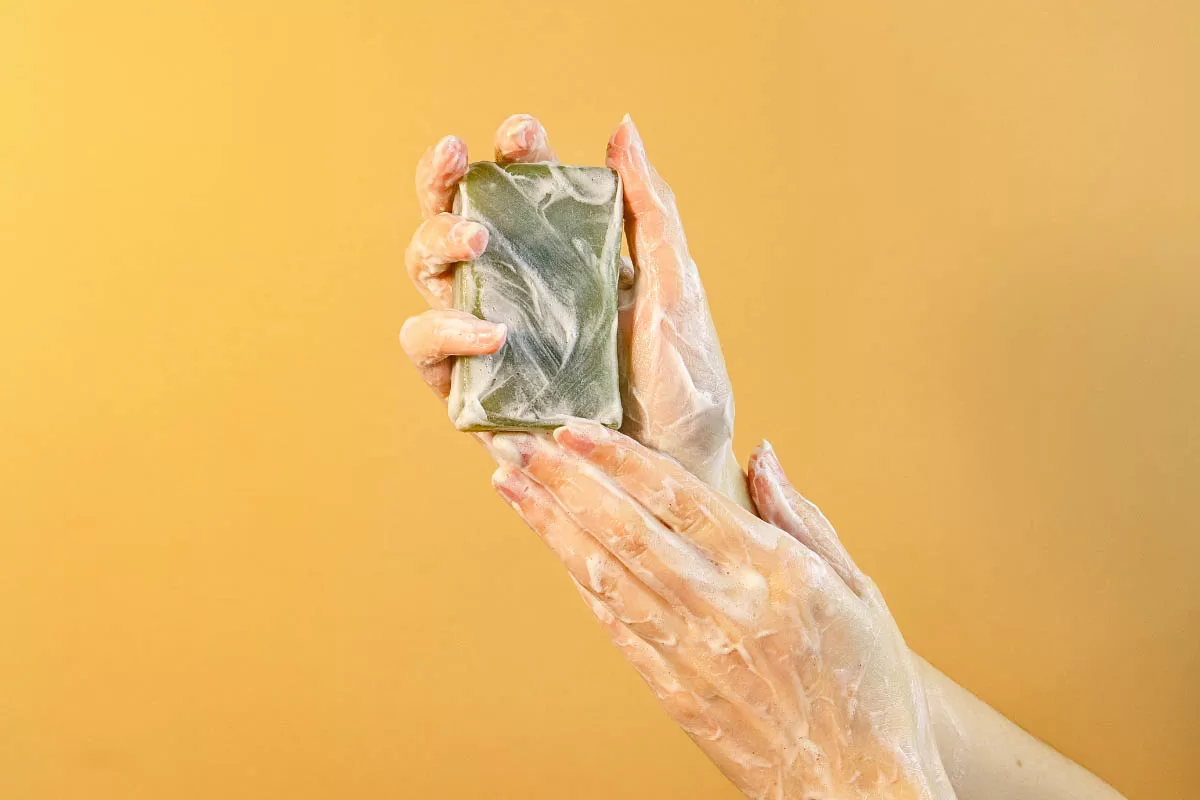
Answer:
[440,314,490,338]
[435,136,466,171]
[453,220,488,253]
[617,256,635,289]
[461,318,505,347]
[505,116,535,150]
[608,115,630,148]
[492,464,529,503]
[553,420,600,455]
[491,432,533,468]
[608,115,646,169]
[758,440,788,483]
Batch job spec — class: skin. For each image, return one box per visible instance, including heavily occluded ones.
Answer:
[400,113,749,506]
[491,422,956,799]
[748,443,1125,800]
[399,116,1126,800]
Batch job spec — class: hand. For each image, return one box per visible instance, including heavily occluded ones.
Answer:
[399,115,745,503]
[489,421,956,800]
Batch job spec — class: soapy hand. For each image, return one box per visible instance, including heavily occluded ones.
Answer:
[490,421,956,800]
[400,115,744,503]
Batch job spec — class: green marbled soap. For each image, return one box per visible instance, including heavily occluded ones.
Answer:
[448,162,623,431]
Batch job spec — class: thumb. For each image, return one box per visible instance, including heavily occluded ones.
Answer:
[605,115,697,315]
[747,441,869,597]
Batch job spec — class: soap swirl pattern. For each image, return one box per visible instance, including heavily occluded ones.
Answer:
[449,163,623,431]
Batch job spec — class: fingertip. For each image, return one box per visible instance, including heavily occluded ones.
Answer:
[398,315,422,350]
[491,322,508,347]
[751,439,780,468]
[418,135,468,218]
[492,432,535,469]
[553,418,608,456]
[495,114,552,163]
[552,424,593,456]
[492,463,530,505]
[497,114,535,153]
[463,318,507,353]
[434,135,468,175]
[606,114,644,168]
[617,255,636,290]
[608,113,636,147]
[472,321,506,354]
[451,219,489,255]
[747,441,784,495]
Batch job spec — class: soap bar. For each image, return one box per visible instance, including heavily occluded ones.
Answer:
[448,162,623,431]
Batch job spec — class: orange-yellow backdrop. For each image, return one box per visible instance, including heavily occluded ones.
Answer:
[2,1,1197,798]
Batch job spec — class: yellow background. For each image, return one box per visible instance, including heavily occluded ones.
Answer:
[2,1,1197,797]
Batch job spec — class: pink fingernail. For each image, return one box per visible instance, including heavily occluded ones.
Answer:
[453,221,488,253]
[759,441,789,484]
[491,432,533,468]
[553,421,597,455]
[435,136,466,171]
[492,464,528,503]
[509,117,534,149]
[462,319,505,348]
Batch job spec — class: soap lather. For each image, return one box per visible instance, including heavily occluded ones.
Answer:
[448,162,624,431]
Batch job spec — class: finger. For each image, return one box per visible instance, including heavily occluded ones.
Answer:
[577,582,794,798]
[493,465,681,647]
[605,115,697,315]
[406,213,488,308]
[491,432,743,623]
[495,462,783,723]
[553,420,785,568]
[747,440,869,597]
[617,254,636,291]
[572,583,748,747]
[415,135,469,219]
[494,114,557,164]
[400,309,506,398]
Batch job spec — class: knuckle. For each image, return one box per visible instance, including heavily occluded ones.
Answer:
[583,553,621,599]
[612,529,649,563]
[674,504,710,539]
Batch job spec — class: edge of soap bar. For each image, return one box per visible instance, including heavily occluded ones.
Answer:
[447,162,623,432]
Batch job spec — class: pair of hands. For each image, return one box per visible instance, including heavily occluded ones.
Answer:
[400,116,955,799]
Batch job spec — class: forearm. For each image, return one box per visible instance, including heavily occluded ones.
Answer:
[915,656,1125,800]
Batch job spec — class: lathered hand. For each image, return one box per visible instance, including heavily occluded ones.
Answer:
[490,421,956,800]
[399,115,747,505]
